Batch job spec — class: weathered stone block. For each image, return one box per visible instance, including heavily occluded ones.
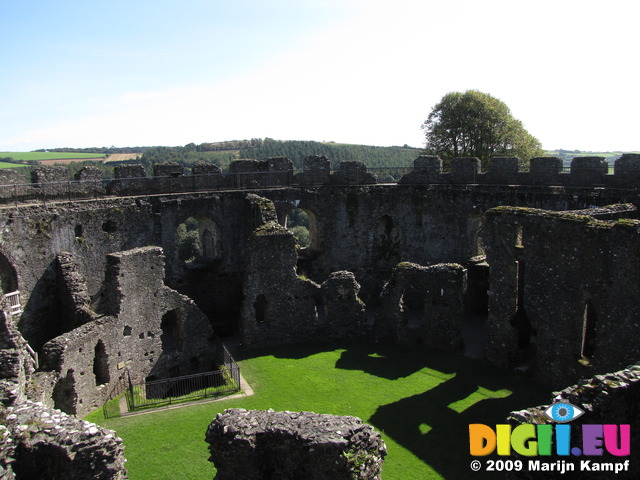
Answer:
[450,157,481,183]
[486,157,519,183]
[110,164,148,195]
[295,155,331,185]
[0,169,30,201]
[613,153,640,187]
[529,156,562,184]
[153,162,184,178]
[570,156,608,185]
[267,157,294,186]
[31,166,70,197]
[331,161,377,185]
[228,160,269,188]
[192,162,222,189]
[206,409,386,480]
[114,164,146,179]
[73,166,105,198]
[0,400,127,479]
[399,156,443,184]
[377,262,466,349]
[321,270,367,339]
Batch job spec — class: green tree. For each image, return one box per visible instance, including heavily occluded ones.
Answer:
[176,221,201,262]
[290,225,310,248]
[422,90,543,168]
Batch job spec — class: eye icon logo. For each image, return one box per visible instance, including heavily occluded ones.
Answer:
[544,402,585,423]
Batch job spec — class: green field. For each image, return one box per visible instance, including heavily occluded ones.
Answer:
[86,342,549,480]
[0,152,106,161]
[0,161,30,169]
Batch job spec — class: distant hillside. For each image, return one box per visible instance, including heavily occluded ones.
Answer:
[133,139,421,173]
[237,138,421,169]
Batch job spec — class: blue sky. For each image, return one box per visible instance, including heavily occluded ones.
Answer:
[1,0,638,151]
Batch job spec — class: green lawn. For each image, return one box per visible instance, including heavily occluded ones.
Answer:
[0,152,105,161]
[86,342,549,480]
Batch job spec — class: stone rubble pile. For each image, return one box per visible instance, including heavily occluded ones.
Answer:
[0,400,127,479]
[206,408,386,480]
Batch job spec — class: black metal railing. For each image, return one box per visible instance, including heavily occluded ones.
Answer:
[102,370,132,419]
[125,365,240,411]
[101,346,241,417]
[125,347,240,412]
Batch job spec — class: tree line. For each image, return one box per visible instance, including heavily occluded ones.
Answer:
[237,138,420,169]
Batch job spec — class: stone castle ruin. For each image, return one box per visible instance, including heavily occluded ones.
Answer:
[2,153,640,477]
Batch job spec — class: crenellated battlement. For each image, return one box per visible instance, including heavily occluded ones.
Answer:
[1,154,639,206]
[400,153,640,187]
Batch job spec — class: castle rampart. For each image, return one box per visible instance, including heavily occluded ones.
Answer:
[1,154,640,206]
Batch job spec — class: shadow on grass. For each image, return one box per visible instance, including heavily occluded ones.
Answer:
[233,340,355,361]
[335,343,459,380]
[333,344,549,479]
[235,341,550,479]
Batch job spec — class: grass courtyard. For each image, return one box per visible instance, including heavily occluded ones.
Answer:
[86,342,550,480]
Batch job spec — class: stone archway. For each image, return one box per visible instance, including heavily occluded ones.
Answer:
[285,207,319,251]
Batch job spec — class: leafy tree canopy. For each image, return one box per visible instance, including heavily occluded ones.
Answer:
[422,90,543,167]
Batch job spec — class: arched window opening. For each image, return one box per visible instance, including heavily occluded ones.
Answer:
[581,301,597,365]
[509,260,536,368]
[469,213,485,257]
[254,294,268,324]
[0,251,18,296]
[314,296,326,323]
[93,340,110,386]
[161,310,180,353]
[285,207,315,249]
[515,225,524,248]
[177,217,201,262]
[400,288,423,327]
[176,216,220,263]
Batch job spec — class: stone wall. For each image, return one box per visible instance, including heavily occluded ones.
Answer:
[2,166,640,411]
[0,311,31,406]
[2,181,638,356]
[398,153,640,188]
[0,199,158,351]
[206,408,386,480]
[320,271,367,340]
[39,246,215,416]
[0,169,29,202]
[192,162,222,190]
[4,154,640,208]
[331,161,377,185]
[240,195,320,348]
[483,204,640,387]
[295,155,331,185]
[376,262,466,349]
